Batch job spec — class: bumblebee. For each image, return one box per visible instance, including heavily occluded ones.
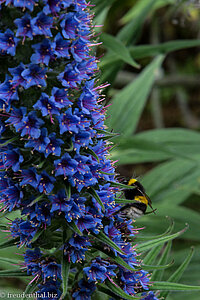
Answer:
[117,178,156,220]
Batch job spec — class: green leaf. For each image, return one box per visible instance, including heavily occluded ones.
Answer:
[142,260,174,271]
[151,241,172,281]
[0,223,8,229]
[27,194,44,207]
[25,279,40,295]
[68,221,83,236]
[100,280,141,300]
[136,225,188,253]
[152,281,200,291]
[0,137,18,147]
[93,244,136,272]
[108,181,134,189]
[0,257,21,265]
[65,183,71,200]
[121,0,175,24]
[117,0,156,45]
[88,187,105,212]
[0,237,19,249]
[0,269,28,277]
[83,148,100,163]
[143,244,164,265]
[31,229,44,243]
[91,231,125,255]
[130,39,200,59]
[101,33,140,68]
[61,249,70,299]
[115,197,137,204]
[100,40,200,69]
[160,247,194,299]
[106,55,164,136]
[142,158,196,197]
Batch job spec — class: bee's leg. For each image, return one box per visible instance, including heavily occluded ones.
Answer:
[144,208,157,215]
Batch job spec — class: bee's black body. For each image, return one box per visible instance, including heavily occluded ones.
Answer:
[116,178,155,220]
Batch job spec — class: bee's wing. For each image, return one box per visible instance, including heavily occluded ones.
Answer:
[137,188,154,211]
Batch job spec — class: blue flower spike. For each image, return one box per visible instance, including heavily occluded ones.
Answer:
[0,0,158,299]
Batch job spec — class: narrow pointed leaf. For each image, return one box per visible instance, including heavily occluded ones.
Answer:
[0,237,19,249]
[31,229,44,243]
[61,249,70,299]
[152,281,200,291]
[0,257,21,265]
[136,225,188,253]
[101,33,140,68]
[68,221,83,236]
[103,280,141,299]
[88,187,105,212]
[65,183,71,200]
[93,244,136,272]
[91,231,125,255]
[0,269,28,277]
[151,241,172,281]
[82,148,100,163]
[160,247,194,298]
[143,244,164,265]
[142,260,174,271]
[106,56,164,135]
[25,279,41,295]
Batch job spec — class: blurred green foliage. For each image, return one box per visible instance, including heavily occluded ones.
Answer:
[93,0,200,299]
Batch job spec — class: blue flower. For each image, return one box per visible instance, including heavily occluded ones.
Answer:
[41,261,61,281]
[38,171,55,194]
[10,219,38,246]
[76,214,101,234]
[23,201,51,227]
[72,130,92,152]
[2,148,24,172]
[21,64,47,89]
[78,80,98,114]
[43,0,61,15]
[37,280,61,300]
[60,12,80,39]
[50,189,69,215]
[1,183,23,211]
[33,93,59,117]
[83,257,116,283]
[57,63,83,88]
[24,248,42,277]
[19,111,44,138]
[13,0,38,11]
[31,39,53,66]
[50,87,72,109]
[54,153,78,177]
[25,127,50,153]
[31,12,53,37]
[57,107,80,134]
[64,234,91,263]
[0,75,19,105]
[8,63,27,88]
[14,13,33,42]
[0,29,19,56]
[44,132,64,157]
[52,33,70,59]
[71,38,89,62]
[20,167,40,189]
[64,194,86,222]
[72,279,96,300]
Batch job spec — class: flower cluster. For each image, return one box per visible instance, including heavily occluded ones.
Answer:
[0,0,159,299]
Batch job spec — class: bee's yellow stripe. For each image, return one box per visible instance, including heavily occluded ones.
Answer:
[128,178,137,186]
[134,195,148,205]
